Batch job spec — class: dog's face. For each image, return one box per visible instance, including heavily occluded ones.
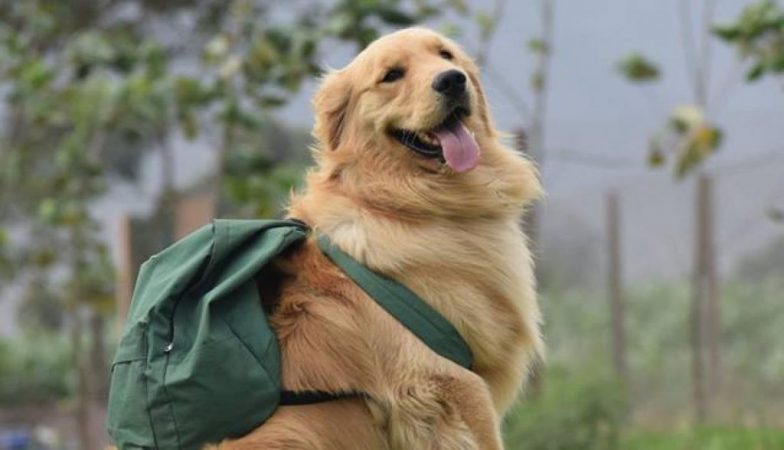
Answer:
[313,28,493,174]
[308,28,538,219]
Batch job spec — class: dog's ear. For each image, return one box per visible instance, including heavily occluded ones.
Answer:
[313,70,352,151]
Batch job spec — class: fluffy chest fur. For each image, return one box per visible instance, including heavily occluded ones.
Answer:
[289,184,542,414]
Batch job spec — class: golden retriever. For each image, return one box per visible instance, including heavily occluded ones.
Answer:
[212,27,542,450]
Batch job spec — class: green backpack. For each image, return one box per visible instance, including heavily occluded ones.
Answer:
[107,219,472,450]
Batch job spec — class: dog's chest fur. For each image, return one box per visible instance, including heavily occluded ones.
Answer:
[314,209,541,414]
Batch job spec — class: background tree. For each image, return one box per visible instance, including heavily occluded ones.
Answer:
[613,0,781,423]
[714,0,784,222]
[713,0,784,85]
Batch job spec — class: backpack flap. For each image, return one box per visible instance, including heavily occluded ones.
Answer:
[108,220,309,450]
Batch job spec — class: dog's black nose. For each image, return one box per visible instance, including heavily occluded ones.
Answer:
[432,70,466,97]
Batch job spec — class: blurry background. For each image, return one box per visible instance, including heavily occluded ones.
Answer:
[0,0,782,449]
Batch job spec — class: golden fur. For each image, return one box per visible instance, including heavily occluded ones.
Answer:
[212,27,542,450]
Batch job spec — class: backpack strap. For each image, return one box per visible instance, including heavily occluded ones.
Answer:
[316,235,474,370]
[279,390,368,406]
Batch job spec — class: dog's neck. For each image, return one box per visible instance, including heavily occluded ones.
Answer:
[289,139,541,277]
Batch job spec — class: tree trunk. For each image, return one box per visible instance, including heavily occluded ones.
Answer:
[90,312,109,402]
[71,310,95,450]
[699,175,722,403]
[606,191,628,387]
[691,173,720,423]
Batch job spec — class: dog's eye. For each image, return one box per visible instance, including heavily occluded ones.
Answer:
[439,49,454,60]
[381,68,405,83]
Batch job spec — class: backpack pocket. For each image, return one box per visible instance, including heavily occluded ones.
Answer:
[163,286,282,448]
[107,326,156,449]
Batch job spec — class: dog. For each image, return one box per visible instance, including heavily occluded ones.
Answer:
[212,27,542,450]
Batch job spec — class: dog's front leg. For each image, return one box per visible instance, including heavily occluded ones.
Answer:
[386,370,503,450]
[432,372,504,450]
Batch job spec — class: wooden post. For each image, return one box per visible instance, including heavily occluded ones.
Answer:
[691,173,719,423]
[700,175,722,403]
[174,192,217,239]
[115,215,134,336]
[606,191,628,386]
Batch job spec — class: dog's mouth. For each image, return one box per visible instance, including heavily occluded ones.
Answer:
[390,107,479,173]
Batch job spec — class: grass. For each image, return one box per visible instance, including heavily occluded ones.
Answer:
[622,427,784,450]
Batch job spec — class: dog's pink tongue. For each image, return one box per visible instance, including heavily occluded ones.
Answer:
[434,122,479,172]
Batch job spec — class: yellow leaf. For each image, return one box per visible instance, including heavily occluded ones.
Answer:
[674,124,723,178]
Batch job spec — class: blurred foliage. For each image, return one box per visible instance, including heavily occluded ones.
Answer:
[535,263,784,427]
[641,104,723,179]
[617,52,661,83]
[504,368,626,450]
[0,0,458,299]
[668,105,723,178]
[623,427,784,450]
[616,50,724,179]
[0,1,458,418]
[475,8,499,43]
[0,332,72,406]
[713,0,784,83]
[221,120,312,217]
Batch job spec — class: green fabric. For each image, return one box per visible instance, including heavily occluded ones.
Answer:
[317,235,473,370]
[107,219,309,450]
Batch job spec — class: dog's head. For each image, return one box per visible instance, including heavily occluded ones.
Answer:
[309,28,538,218]
[313,28,493,172]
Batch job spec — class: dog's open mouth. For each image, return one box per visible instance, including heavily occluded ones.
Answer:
[390,107,480,173]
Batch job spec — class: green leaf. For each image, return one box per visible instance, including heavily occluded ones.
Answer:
[18,60,55,89]
[528,38,548,54]
[141,40,167,79]
[37,199,58,224]
[259,96,287,107]
[616,52,661,83]
[746,62,766,81]
[713,0,784,83]
[174,76,213,107]
[712,25,741,41]
[674,124,723,179]
[375,7,417,26]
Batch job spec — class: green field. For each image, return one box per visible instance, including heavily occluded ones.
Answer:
[622,428,784,450]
